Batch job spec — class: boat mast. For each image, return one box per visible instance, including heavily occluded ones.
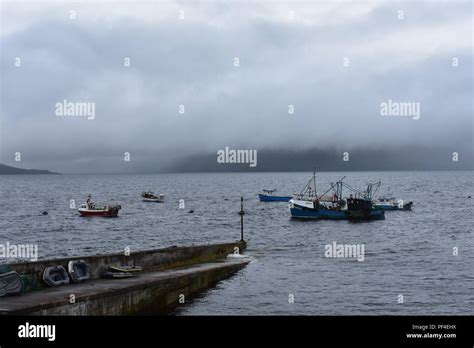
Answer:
[313,171,317,198]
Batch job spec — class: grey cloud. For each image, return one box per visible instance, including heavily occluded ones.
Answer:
[0,0,471,173]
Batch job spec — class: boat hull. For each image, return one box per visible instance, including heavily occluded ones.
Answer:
[78,209,120,217]
[289,205,347,219]
[258,194,292,202]
[289,200,384,221]
[143,198,164,203]
[374,201,412,211]
[43,266,70,287]
[68,260,90,283]
[0,271,22,296]
[345,209,385,221]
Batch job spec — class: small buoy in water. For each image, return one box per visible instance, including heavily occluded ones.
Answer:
[188,210,194,213]
[42,211,48,215]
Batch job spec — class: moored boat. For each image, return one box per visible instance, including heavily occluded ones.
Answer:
[345,197,385,221]
[101,264,142,279]
[68,260,90,283]
[101,271,134,279]
[141,191,164,202]
[289,198,347,219]
[258,189,292,202]
[289,173,384,221]
[373,197,413,211]
[43,266,70,287]
[108,265,142,273]
[78,195,121,217]
[0,271,22,297]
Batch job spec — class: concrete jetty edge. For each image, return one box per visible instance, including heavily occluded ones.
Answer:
[0,241,250,315]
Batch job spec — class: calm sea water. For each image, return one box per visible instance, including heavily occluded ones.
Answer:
[0,171,473,315]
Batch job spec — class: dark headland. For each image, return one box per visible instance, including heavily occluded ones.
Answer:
[0,163,59,175]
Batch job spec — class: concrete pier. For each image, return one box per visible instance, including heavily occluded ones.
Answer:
[0,241,250,315]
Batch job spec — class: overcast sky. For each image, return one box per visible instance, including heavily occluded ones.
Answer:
[0,0,472,173]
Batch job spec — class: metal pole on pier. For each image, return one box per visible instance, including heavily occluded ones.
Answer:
[239,196,245,242]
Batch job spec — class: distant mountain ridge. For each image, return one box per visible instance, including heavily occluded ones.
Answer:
[163,146,473,173]
[0,163,59,175]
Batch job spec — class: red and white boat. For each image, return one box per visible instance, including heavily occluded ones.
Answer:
[78,195,121,217]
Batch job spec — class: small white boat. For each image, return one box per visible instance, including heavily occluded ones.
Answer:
[141,191,164,202]
[373,197,413,211]
[78,195,121,217]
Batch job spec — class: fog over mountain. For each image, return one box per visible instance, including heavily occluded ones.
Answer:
[0,1,472,174]
[164,146,472,173]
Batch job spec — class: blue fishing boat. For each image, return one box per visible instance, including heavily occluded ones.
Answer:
[289,173,385,221]
[258,189,292,202]
[289,199,347,219]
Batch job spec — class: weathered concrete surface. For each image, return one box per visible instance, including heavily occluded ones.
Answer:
[7,241,246,290]
[0,257,251,315]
